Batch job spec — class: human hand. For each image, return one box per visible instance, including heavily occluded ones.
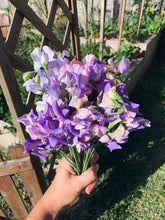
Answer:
[26,151,99,220]
[49,151,99,210]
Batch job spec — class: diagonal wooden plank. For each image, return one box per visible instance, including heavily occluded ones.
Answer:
[6,0,29,53]
[20,169,43,207]
[136,0,145,37]
[41,0,58,47]
[0,176,28,220]
[0,208,7,218]
[10,53,33,72]
[0,29,27,141]
[25,92,35,113]
[67,0,76,58]
[56,0,72,23]
[118,0,126,50]
[9,146,43,207]
[70,0,81,60]
[63,21,71,48]
[9,0,72,56]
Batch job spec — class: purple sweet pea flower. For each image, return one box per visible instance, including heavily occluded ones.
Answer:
[23,139,48,162]
[23,79,42,94]
[52,100,67,120]
[108,57,130,74]
[106,140,122,152]
[47,136,68,149]
[117,57,130,74]
[30,46,55,71]
[17,109,37,126]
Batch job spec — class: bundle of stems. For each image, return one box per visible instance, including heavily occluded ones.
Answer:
[59,146,95,175]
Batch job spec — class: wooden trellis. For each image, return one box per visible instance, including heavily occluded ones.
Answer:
[0,145,43,219]
[0,0,81,218]
[0,0,81,141]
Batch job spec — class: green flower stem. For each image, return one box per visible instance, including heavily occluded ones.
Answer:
[69,146,81,175]
[59,147,95,175]
[82,147,95,173]
[59,150,80,175]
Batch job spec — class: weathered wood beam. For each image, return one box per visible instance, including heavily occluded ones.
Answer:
[56,0,73,23]
[6,0,29,53]
[9,146,43,207]
[0,157,32,177]
[70,0,81,60]
[99,0,106,61]
[137,0,145,38]
[0,29,27,141]
[9,0,67,53]
[0,176,28,219]
[118,0,126,50]
[41,0,58,47]
[10,53,33,72]
[63,21,71,48]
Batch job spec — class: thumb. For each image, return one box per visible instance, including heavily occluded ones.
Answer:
[77,163,99,191]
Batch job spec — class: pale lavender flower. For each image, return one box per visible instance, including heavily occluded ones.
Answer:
[106,140,122,152]
[108,57,130,74]
[23,79,42,94]
[31,46,55,71]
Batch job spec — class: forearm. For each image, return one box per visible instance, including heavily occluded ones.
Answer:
[26,186,64,220]
[26,156,99,220]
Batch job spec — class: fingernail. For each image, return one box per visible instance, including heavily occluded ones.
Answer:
[87,186,94,195]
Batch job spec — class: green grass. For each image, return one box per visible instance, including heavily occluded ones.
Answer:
[58,30,165,219]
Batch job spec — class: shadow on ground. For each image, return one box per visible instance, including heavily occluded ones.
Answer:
[58,30,165,220]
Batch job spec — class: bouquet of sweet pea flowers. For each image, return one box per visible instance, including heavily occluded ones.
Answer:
[18,46,150,175]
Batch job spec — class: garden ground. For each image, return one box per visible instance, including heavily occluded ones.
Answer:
[58,30,165,220]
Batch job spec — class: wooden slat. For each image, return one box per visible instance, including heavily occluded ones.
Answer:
[136,0,145,37]
[0,29,28,141]
[9,0,70,54]
[63,21,71,48]
[41,0,58,47]
[99,0,106,61]
[6,0,29,53]
[56,0,72,23]
[10,53,33,72]
[0,11,10,39]
[118,0,126,50]
[25,92,36,113]
[68,0,76,58]
[0,208,7,218]
[9,146,43,206]
[20,169,43,206]
[0,157,33,177]
[70,0,81,60]
[0,176,28,220]
[8,145,28,159]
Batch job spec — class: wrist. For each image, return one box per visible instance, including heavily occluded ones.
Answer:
[41,186,68,219]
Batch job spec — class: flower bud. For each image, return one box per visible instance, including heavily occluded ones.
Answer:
[34,74,40,84]
[23,71,36,81]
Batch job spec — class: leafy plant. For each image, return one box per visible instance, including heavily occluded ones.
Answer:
[104,19,119,39]
[122,7,165,42]
[122,11,139,42]
[108,41,141,65]
[139,8,165,40]
[80,41,110,64]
